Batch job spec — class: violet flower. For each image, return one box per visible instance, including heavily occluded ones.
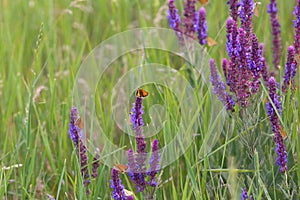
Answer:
[266,77,287,173]
[241,188,253,200]
[147,140,160,187]
[92,153,100,179]
[227,0,240,22]
[268,0,282,69]
[236,28,252,107]
[111,168,127,200]
[130,96,144,131]
[128,95,147,192]
[127,149,144,192]
[183,0,197,39]
[283,46,297,92]
[250,33,262,94]
[69,107,91,192]
[197,7,208,45]
[168,0,183,42]
[274,130,288,173]
[222,58,228,82]
[69,107,82,144]
[239,0,254,34]
[78,142,90,187]
[293,0,300,54]
[226,18,240,93]
[261,57,270,85]
[128,91,161,196]
[226,17,239,61]
[210,59,235,112]
[224,14,263,108]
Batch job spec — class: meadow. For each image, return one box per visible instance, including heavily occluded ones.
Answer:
[0,0,299,199]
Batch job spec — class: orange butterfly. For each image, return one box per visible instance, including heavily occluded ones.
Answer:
[136,88,149,98]
[278,126,287,139]
[75,117,84,129]
[253,2,261,17]
[207,37,217,47]
[198,0,208,6]
[114,164,128,173]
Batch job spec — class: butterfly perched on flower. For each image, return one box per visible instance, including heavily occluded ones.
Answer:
[114,164,128,173]
[198,0,208,6]
[136,88,149,98]
[278,126,287,139]
[75,117,84,129]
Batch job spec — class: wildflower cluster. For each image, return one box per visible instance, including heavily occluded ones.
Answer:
[108,90,160,200]
[266,77,287,173]
[168,0,207,45]
[127,93,160,198]
[208,0,293,174]
[211,0,264,109]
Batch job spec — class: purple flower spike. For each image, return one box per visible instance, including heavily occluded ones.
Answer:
[130,95,146,153]
[235,28,251,107]
[127,149,146,192]
[92,153,100,178]
[168,0,183,42]
[69,107,82,144]
[128,93,148,192]
[266,77,282,116]
[266,77,287,173]
[226,18,241,95]
[241,188,248,200]
[78,141,90,187]
[268,0,282,69]
[197,7,208,45]
[69,107,91,193]
[131,94,147,180]
[241,188,253,200]
[293,0,300,54]
[147,140,160,187]
[227,0,240,22]
[111,168,126,200]
[130,96,144,131]
[283,46,297,92]
[250,33,262,94]
[222,58,229,83]
[183,0,197,39]
[226,17,239,60]
[259,43,264,57]
[135,136,147,188]
[261,57,270,85]
[239,0,254,34]
[210,59,235,112]
[274,131,288,173]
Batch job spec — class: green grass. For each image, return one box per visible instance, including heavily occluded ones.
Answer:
[0,0,299,199]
